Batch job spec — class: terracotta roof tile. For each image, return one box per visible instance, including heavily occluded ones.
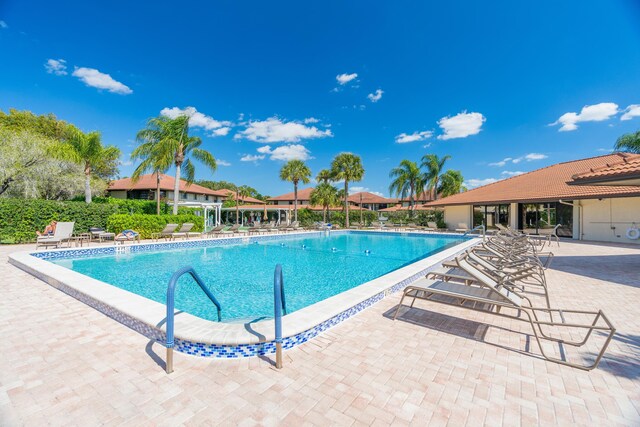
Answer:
[107,174,226,196]
[267,188,315,201]
[347,191,396,204]
[425,153,640,207]
[571,155,640,184]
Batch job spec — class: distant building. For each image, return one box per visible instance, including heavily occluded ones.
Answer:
[107,174,266,204]
[268,188,314,206]
[424,153,640,244]
[347,192,397,211]
[107,174,228,203]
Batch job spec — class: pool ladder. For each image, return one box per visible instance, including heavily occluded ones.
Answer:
[165,266,222,374]
[164,264,287,373]
[463,225,486,241]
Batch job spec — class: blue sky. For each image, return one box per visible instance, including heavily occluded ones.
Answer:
[1,1,640,197]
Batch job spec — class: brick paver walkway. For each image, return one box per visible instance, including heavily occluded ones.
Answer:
[1,240,639,426]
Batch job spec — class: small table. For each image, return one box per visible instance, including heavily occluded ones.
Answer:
[98,232,116,242]
[70,233,92,247]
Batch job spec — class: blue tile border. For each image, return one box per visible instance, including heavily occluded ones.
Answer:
[19,230,474,358]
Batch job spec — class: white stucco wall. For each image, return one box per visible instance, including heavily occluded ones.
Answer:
[578,197,640,244]
[444,205,472,230]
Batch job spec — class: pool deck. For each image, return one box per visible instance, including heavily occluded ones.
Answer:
[1,238,639,425]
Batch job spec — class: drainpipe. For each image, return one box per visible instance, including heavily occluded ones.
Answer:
[559,199,582,240]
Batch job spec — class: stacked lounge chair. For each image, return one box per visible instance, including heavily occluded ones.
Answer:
[394,230,615,371]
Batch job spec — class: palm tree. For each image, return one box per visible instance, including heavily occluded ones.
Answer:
[56,127,120,203]
[389,160,424,214]
[316,169,333,184]
[131,130,173,215]
[421,154,451,201]
[136,115,217,215]
[438,170,467,198]
[310,183,339,223]
[279,160,311,222]
[330,153,364,228]
[614,131,640,153]
[235,185,251,224]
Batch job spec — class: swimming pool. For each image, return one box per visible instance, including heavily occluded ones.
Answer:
[50,232,465,322]
[10,230,479,358]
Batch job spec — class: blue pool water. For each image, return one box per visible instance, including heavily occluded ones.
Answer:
[51,232,465,322]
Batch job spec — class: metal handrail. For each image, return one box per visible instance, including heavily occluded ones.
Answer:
[463,225,486,241]
[273,264,286,368]
[165,266,222,373]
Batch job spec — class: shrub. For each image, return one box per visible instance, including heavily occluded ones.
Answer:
[0,197,207,243]
[106,214,204,239]
[0,198,122,243]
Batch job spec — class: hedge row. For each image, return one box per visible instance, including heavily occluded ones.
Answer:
[106,214,204,239]
[0,198,202,243]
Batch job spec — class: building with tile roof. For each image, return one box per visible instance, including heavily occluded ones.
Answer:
[107,174,228,203]
[423,153,640,244]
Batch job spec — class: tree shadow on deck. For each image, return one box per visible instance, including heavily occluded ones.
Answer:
[548,254,640,288]
[593,332,640,380]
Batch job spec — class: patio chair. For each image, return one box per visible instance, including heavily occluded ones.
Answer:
[423,221,438,232]
[171,223,195,240]
[88,227,116,242]
[115,230,141,244]
[36,222,75,250]
[454,223,469,233]
[153,223,179,241]
[393,252,616,371]
[202,225,226,238]
[349,222,361,230]
[285,221,301,232]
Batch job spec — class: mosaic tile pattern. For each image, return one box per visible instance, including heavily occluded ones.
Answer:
[20,230,473,358]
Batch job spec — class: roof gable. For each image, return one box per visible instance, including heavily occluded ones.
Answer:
[425,153,640,207]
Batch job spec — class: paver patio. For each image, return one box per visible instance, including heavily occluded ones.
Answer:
[1,239,639,426]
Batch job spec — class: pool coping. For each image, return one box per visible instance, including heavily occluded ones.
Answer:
[8,230,480,358]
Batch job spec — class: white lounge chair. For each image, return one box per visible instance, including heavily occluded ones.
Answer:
[36,222,75,250]
[454,223,469,233]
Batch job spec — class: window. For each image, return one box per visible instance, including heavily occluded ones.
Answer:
[517,203,573,237]
[473,204,510,229]
[181,192,188,200]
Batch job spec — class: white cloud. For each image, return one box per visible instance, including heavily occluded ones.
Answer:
[336,73,358,85]
[501,170,524,177]
[490,153,546,166]
[0,21,8,29]
[240,154,265,162]
[464,178,498,189]
[621,104,640,121]
[523,153,547,161]
[256,146,272,154]
[44,59,67,76]
[72,67,132,94]
[160,106,232,136]
[217,159,231,166]
[551,102,618,131]
[349,186,384,197]
[596,148,614,152]
[367,89,383,103]
[256,144,313,161]
[234,117,333,143]
[212,127,231,136]
[488,157,513,167]
[437,111,486,140]
[395,131,433,144]
[304,117,319,124]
